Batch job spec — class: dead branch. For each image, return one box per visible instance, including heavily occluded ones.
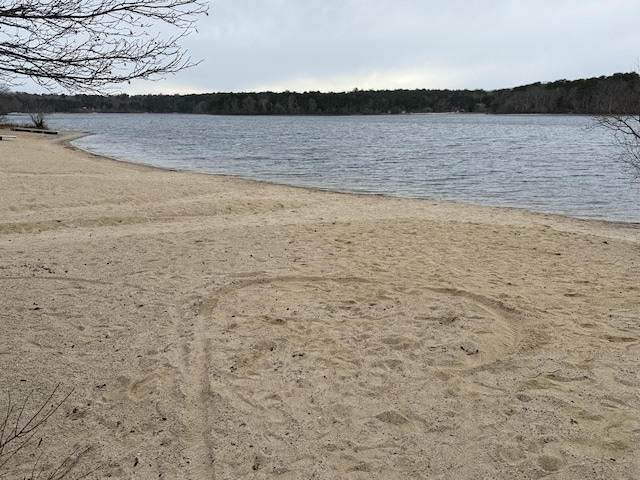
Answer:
[0,0,207,92]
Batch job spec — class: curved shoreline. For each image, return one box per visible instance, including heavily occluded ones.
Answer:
[62,129,640,241]
[54,112,639,225]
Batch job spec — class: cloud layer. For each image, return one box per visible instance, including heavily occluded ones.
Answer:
[19,0,640,94]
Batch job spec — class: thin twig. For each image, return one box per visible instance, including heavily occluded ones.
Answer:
[0,384,94,479]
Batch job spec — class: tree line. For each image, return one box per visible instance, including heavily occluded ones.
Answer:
[2,72,639,116]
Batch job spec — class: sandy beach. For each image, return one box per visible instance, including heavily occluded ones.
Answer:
[1,128,639,479]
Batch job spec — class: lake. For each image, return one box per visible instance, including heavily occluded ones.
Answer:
[42,113,639,223]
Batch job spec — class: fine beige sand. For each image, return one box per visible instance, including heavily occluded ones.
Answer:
[1,129,639,479]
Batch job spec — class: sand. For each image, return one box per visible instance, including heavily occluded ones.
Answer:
[1,128,639,479]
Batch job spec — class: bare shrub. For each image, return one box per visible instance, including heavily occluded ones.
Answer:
[27,111,47,130]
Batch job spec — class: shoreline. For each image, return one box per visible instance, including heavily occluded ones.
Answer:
[2,129,639,478]
[64,120,640,226]
[62,128,640,236]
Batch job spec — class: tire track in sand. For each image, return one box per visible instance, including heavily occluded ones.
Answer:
[179,275,523,476]
[177,306,215,478]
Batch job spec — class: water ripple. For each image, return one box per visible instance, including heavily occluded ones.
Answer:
[44,113,640,223]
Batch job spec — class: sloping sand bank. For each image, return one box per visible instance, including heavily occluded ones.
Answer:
[1,129,639,479]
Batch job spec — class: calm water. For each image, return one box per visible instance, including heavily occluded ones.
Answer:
[44,113,640,223]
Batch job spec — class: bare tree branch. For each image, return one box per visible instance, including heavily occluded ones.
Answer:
[591,71,640,179]
[0,0,207,92]
[0,384,72,471]
[594,112,640,179]
[0,385,97,479]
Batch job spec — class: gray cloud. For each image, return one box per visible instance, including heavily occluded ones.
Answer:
[20,0,640,93]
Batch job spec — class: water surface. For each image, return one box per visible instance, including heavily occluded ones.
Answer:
[44,113,640,223]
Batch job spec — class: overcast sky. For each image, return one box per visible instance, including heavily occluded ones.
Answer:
[22,0,640,94]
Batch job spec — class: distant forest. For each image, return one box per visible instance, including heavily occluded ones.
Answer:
[2,72,639,116]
